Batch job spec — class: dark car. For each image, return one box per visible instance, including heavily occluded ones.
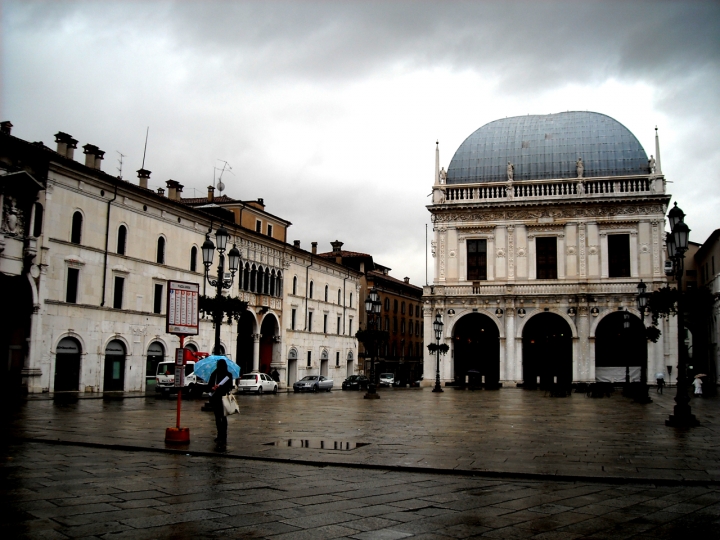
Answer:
[342,375,369,390]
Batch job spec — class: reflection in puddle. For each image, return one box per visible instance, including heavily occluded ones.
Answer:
[264,439,368,451]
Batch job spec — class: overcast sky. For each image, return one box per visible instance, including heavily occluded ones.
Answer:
[3,0,719,286]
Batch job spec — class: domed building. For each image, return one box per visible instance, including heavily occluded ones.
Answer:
[425,111,673,390]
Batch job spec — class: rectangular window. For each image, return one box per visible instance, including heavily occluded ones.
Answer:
[349,319,353,336]
[267,224,273,237]
[536,237,558,279]
[308,312,313,332]
[307,351,312,367]
[113,276,124,309]
[337,316,341,334]
[608,234,631,278]
[153,284,163,314]
[467,239,488,280]
[336,351,340,367]
[255,220,262,233]
[323,314,328,334]
[66,268,79,303]
[291,309,296,330]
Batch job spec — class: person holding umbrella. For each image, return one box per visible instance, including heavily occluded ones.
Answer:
[209,359,233,444]
[693,374,706,398]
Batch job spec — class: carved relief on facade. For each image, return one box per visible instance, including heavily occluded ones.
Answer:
[433,204,666,224]
[2,197,24,236]
[517,247,526,257]
[652,220,661,275]
[508,225,515,279]
[640,243,650,253]
[567,246,576,255]
[431,240,437,257]
[588,245,599,255]
[439,230,446,280]
[579,222,586,277]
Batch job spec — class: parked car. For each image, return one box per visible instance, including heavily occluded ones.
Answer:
[237,373,278,394]
[293,375,333,393]
[342,375,369,390]
[379,373,395,387]
[155,361,207,398]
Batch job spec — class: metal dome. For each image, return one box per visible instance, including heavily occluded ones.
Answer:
[446,111,649,184]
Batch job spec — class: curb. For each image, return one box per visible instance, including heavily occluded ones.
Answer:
[12,436,719,488]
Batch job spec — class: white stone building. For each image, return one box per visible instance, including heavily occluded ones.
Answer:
[0,123,359,393]
[424,112,676,388]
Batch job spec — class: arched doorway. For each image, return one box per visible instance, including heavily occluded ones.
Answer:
[55,337,81,392]
[320,349,329,377]
[346,351,354,377]
[259,315,278,374]
[595,311,646,383]
[104,340,126,392]
[453,313,500,388]
[236,311,255,376]
[522,313,573,389]
[146,341,165,392]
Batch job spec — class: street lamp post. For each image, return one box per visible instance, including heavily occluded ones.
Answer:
[364,288,381,399]
[623,309,631,386]
[201,225,241,355]
[432,313,444,393]
[664,203,698,427]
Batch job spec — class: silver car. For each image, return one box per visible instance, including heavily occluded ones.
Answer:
[293,375,333,393]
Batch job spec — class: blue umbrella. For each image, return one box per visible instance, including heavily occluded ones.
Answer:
[194,355,241,382]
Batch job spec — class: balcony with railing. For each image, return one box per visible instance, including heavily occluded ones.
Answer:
[424,280,644,298]
[440,176,661,205]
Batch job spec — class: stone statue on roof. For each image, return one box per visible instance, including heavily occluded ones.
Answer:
[439,167,447,184]
[506,161,514,181]
[576,157,584,178]
[648,155,656,174]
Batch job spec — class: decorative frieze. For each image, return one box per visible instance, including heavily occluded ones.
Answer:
[433,204,666,224]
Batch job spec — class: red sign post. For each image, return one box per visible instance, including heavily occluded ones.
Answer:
[164,281,199,444]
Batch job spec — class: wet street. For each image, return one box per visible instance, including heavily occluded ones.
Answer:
[3,387,720,538]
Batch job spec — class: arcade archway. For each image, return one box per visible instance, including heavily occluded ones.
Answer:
[452,313,500,387]
[259,315,278,374]
[54,337,82,392]
[236,311,255,376]
[522,313,573,388]
[595,311,646,383]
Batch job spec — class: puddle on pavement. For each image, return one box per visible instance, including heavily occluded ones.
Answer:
[264,439,369,451]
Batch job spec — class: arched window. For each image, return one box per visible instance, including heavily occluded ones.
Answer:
[270,270,276,296]
[263,268,270,294]
[324,285,328,302]
[276,271,283,297]
[349,293,353,308]
[393,299,398,312]
[71,211,83,244]
[117,225,127,255]
[190,246,197,272]
[384,298,390,311]
[385,316,389,331]
[401,320,406,334]
[156,237,165,264]
[257,266,265,293]
[33,202,43,237]
[401,301,406,314]
[250,265,257,292]
[338,289,341,303]
[309,281,314,299]
[416,305,420,317]
[292,276,298,295]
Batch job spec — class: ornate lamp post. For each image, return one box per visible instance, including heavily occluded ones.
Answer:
[664,203,698,427]
[363,288,382,399]
[623,309,631,386]
[201,225,241,355]
[432,313,444,393]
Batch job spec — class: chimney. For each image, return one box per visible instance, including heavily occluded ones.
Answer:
[157,187,165,196]
[165,180,183,201]
[293,240,301,248]
[404,277,410,284]
[82,144,104,170]
[257,198,264,207]
[331,240,344,254]
[207,185,215,203]
[1,121,12,135]
[311,242,318,255]
[54,132,78,159]
[137,168,151,189]
[359,262,365,273]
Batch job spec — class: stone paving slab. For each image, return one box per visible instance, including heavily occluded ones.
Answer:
[7,387,720,484]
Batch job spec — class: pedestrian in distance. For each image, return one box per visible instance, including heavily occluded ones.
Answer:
[271,368,280,383]
[693,376,703,397]
[656,374,665,394]
[210,359,233,444]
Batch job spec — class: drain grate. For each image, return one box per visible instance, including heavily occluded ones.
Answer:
[264,439,368,451]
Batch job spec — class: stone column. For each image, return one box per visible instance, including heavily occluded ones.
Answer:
[458,237,466,281]
[447,227,458,282]
[577,305,591,382]
[630,229,639,277]
[600,232,609,278]
[504,309,516,382]
[495,226,507,279]
[252,333,261,372]
[528,234,536,280]
[487,234,495,281]
[557,233,566,279]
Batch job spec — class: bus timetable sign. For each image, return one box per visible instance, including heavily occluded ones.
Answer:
[166,280,199,335]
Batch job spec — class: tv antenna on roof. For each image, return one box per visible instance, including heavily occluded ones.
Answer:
[214,160,233,195]
[116,151,126,179]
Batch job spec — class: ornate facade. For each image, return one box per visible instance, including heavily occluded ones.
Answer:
[423,112,675,388]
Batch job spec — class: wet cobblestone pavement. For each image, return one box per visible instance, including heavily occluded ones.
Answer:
[3,387,720,538]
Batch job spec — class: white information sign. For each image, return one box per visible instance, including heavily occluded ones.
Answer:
[166,280,199,335]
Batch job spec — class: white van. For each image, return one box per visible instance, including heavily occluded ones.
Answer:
[155,361,208,398]
[379,373,394,387]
